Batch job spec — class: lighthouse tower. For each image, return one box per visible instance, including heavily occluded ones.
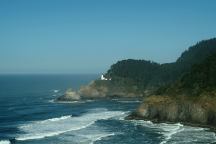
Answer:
[101,75,108,80]
[100,75,111,81]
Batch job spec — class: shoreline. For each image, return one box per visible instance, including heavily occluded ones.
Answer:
[55,96,143,103]
[55,94,216,133]
[125,113,216,133]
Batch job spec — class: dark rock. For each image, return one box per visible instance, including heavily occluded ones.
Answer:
[128,95,216,128]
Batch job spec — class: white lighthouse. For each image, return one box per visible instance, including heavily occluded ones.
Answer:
[101,75,107,80]
[100,75,111,81]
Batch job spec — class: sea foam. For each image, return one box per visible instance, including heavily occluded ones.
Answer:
[131,120,184,144]
[53,90,59,93]
[89,133,115,144]
[159,123,184,144]
[0,140,10,144]
[130,120,216,144]
[16,108,125,141]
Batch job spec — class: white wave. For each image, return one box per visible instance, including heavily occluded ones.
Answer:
[172,126,216,144]
[55,101,83,104]
[159,123,183,144]
[130,120,216,144]
[130,120,154,127]
[17,109,125,141]
[89,133,115,144]
[159,123,216,144]
[53,90,59,93]
[117,100,141,103]
[60,123,117,144]
[40,115,72,123]
[53,100,95,104]
[117,111,131,120]
[68,122,117,144]
[85,100,96,102]
[48,99,54,103]
[0,140,10,144]
[130,120,184,144]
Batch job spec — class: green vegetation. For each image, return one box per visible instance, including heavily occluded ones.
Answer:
[105,38,216,95]
[106,59,161,89]
[168,52,216,96]
[123,38,216,128]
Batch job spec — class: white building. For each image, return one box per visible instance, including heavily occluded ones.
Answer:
[101,75,111,81]
[101,75,107,80]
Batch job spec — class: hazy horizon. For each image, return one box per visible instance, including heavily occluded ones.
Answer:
[1,0,216,74]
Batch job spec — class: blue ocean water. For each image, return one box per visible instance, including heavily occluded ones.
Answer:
[0,74,216,144]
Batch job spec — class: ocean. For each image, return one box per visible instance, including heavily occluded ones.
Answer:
[0,74,216,144]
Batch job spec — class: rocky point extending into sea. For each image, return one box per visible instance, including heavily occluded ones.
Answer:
[57,38,216,130]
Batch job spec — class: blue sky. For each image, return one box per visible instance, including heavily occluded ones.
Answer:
[0,0,216,74]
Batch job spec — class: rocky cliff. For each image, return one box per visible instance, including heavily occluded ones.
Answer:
[57,38,216,129]
[79,79,144,99]
[56,79,143,101]
[126,94,216,128]
[56,88,80,101]
[127,44,216,128]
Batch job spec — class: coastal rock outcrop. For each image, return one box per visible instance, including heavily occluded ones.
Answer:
[127,43,216,128]
[56,79,143,102]
[56,38,216,129]
[126,95,216,127]
[78,80,143,99]
[78,81,108,98]
[57,88,80,101]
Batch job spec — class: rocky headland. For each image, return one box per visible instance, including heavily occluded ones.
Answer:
[126,38,216,128]
[57,38,216,128]
[56,79,144,102]
[126,94,216,129]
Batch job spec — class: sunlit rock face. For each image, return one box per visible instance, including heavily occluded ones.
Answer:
[57,89,80,101]
[127,95,216,127]
[78,81,108,98]
[78,80,143,99]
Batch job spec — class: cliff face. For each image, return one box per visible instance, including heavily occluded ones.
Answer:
[78,81,108,98]
[78,80,143,99]
[57,38,216,103]
[57,79,144,101]
[56,38,216,128]
[56,89,80,101]
[128,95,216,127]
[128,48,216,128]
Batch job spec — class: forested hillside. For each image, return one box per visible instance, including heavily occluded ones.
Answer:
[105,38,216,92]
[129,39,216,127]
[167,52,216,96]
